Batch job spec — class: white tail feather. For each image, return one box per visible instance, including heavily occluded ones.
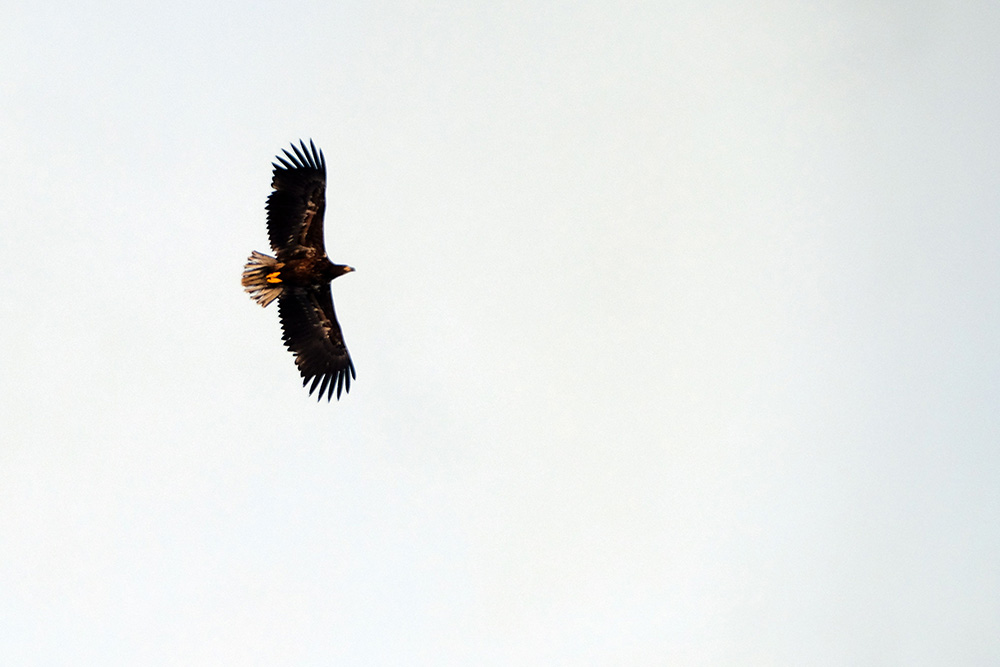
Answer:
[242,251,283,307]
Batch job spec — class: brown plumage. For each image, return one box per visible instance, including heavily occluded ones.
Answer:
[242,140,356,401]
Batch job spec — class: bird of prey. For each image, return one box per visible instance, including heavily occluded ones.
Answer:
[242,140,356,401]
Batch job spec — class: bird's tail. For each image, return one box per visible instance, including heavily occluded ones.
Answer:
[242,251,284,307]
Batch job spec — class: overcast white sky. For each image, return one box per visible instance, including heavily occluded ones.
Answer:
[2,1,999,664]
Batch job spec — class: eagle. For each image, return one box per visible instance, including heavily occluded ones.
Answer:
[242,140,356,401]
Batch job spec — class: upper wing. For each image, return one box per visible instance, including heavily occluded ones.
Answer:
[277,286,356,401]
[266,140,328,253]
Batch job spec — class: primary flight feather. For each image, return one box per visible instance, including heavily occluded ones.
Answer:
[242,140,356,401]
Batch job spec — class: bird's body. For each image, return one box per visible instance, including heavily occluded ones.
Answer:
[242,140,356,401]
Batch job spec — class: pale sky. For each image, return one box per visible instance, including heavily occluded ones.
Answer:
[3,1,999,664]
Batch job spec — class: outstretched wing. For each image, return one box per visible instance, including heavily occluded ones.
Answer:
[277,286,356,401]
[266,139,328,253]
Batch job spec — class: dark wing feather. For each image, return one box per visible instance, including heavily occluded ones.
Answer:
[277,286,355,401]
[266,139,328,253]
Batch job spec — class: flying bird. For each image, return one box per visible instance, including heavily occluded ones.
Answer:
[242,140,356,401]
